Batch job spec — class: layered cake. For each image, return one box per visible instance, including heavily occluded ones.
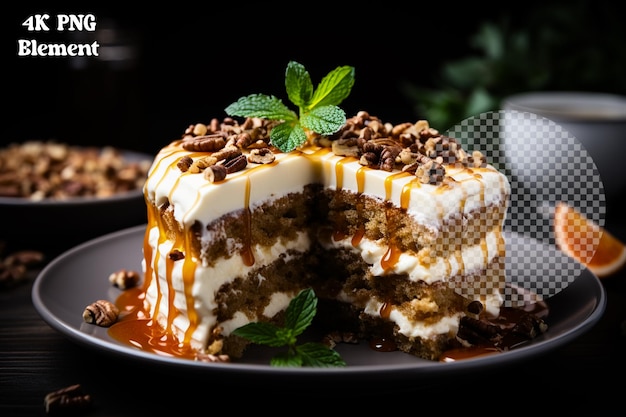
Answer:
[140,110,511,361]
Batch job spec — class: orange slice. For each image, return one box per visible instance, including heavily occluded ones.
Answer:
[554,201,626,278]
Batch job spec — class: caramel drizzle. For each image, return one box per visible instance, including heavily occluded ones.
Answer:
[334,155,358,190]
[455,249,465,276]
[335,157,344,190]
[164,238,181,333]
[381,241,402,272]
[400,179,420,210]
[385,172,411,202]
[181,231,199,344]
[352,165,368,246]
[379,301,393,319]
[240,177,254,267]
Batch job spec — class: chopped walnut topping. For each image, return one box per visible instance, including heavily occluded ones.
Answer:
[177,155,193,172]
[192,123,208,137]
[176,111,493,186]
[168,249,185,261]
[212,145,242,162]
[247,148,275,164]
[188,155,218,174]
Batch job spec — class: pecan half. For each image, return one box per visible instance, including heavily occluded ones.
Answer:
[221,154,248,174]
[82,299,119,327]
[182,133,227,152]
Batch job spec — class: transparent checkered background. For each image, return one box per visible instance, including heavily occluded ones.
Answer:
[445,110,606,306]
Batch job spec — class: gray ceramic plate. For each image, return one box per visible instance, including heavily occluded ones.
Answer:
[32,225,606,385]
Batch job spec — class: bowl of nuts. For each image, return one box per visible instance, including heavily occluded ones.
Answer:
[0,141,153,253]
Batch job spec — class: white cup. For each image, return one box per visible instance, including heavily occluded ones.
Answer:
[502,91,626,200]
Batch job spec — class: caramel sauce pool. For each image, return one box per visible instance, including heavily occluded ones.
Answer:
[108,287,197,359]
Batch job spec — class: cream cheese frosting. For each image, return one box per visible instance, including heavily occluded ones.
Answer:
[144,142,510,233]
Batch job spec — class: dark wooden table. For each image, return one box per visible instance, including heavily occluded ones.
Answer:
[2,213,626,416]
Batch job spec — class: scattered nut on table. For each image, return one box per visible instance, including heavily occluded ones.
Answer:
[44,383,93,415]
[82,299,119,327]
[0,243,44,289]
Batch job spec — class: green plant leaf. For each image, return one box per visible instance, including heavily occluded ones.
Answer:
[231,321,285,347]
[307,65,355,110]
[270,351,303,367]
[269,122,307,153]
[285,61,313,108]
[297,342,347,367]
[300,105,346,136]
[284,288,317,336]
[231,287,346,367]
[224,61,354,153]
[224,94,297,121]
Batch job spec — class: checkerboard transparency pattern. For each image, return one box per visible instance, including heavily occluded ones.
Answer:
[445,110,606,306]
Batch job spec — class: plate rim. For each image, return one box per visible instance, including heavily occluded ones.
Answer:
[31,225,607,379]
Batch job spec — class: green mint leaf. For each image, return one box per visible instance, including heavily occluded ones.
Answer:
[230,321,286,347]
[223,62,355,152]
[307,65,355,110]
[270,350,303,367]
[224,94,297,121]
[300,105,346,136]
[285,61,313,109]
[231,288,346,367]
[297,342,347,367]
[274,327,298,347]
[269,122,307,153]
[284,288,317,336]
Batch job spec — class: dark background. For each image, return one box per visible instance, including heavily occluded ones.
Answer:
[7,1,626,156]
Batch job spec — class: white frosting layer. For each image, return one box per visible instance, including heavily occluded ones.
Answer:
[144,144,510,231]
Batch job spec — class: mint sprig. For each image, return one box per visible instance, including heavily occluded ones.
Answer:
[231,288,347,367]
[224,61,355,152]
